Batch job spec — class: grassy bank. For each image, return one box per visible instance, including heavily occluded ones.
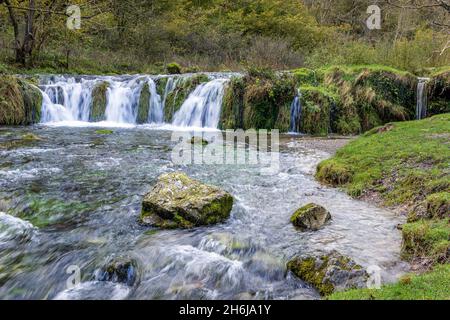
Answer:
[316,114,449,299]
[329,264,450,300]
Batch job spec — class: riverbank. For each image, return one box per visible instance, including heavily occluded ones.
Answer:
[315,114,449,299]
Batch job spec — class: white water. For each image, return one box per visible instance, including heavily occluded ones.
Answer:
[104,78,141,123]
[416,78,429,120]
[39,74,231,129]
[172,79,228,128]
[289,91,302,133]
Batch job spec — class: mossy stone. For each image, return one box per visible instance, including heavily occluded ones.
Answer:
[141,172,233,229]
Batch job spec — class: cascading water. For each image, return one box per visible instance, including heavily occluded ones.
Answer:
[38,74,231,128]
[41,77,96,122]
[416,78,429,120]
[147,79,164,124]
[104,78,142,123]
[289,90,302,133]
[172,79,229,128]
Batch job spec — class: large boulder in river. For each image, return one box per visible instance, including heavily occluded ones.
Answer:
[291,203,331,231]
[141,172,234,229]
[287,251,369,296]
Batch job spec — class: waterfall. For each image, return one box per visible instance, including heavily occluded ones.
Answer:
[147,79,164,124]
[38,74,233,128]
[416,78,429,120]
[40,91,73,122]
[40,77,96,122]
[104,78,142,123]
[172,79,229,128]
[289,90,302,133]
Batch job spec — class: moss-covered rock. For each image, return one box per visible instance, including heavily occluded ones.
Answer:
[95,129,113,135]
[299,86,337,135]
[89,81,109,122]
[166,62,182,75]
[97,257,138,286]
[141,172,234,229]
[316,159,353,186]
[322,66,417,134]
[428,71,450,116]
[219,70,297,132]
[291,203,331,231]
[287,250,369,296]
[219,77,245,130]
[190,136,209,145]
[137,82,150,124]
[0,132,43,150]
[0,76,42,125]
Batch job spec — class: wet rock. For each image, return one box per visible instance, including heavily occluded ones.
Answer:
[95,129,114,135]
[141,172,233,229]
[190,136,209,146]
[291,203,331,231]
[287,250,369,296]
[97,257,138,286]
[0,212,36,243]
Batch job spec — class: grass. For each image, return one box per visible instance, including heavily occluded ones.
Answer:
[316,114,450,206]
[317,114,449,300]
[329,264,450,300]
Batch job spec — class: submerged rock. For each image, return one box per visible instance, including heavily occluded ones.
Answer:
[95,129,114,135]
[287,251,369,296]
[0,76,42,125]
[89,81,109,122]
[190,136,209,145]
[291,203,331,231]
[97,257,138,286]
[0,212,36,243]
[141,172,233,229]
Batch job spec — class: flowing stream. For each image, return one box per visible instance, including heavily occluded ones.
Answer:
[0,125,408,300]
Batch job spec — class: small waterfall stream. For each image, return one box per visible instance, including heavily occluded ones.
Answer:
[172,79,228,128]
[416,78,430,120]
[289,90,302,133]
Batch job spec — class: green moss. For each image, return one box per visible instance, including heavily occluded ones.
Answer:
[137,82,150,124]
[428,71,450,117]
[329,264,450,300]
[241,72,297,131]
[402,219,449,263]
[12,197,98,228]
[219,77,245,130]
[166,62,182,74]
[298,86,338,135]
[287,257,335,296]
[95,129,114,135]
[141,172,233,229]
[89,81,109,122]
[292,68,318,85]
[425,192,450,219]
[156,77,169,97]
[0,133,42,150]
[316,159,353,186]
[0,76,42,125]
[320,65,417,134]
